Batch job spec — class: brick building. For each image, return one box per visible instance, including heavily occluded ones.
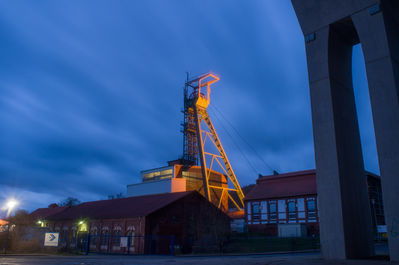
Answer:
[36,191,230,254]
[30,204,67,227]
[245,170,385,237]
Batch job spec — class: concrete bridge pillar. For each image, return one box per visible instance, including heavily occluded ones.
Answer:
[290,0,399,261]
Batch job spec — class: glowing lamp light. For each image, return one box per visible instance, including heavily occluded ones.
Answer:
[78,220,87,232]
[37,220,46,227]
[3,198,19,217]
[5,199,18,210]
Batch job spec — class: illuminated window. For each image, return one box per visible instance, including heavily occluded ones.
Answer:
[79,222,87,232]
[142,168,173,182]
[143,173,155,181]
[160,169,173,175]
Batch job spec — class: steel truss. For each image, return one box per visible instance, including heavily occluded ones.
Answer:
[183,73,244,210]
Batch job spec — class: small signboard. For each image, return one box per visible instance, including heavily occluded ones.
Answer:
[377,225,387,233]
[44,232,59,247]
[120,237,128,248]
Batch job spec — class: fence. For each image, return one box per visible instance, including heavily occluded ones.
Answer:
[54,233,175,255]
[85,234,175,255]
[1,225,320,256]
[70,234,319,255]
[0,227,175,255]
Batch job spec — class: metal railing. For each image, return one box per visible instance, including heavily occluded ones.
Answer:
[64,234,175,255]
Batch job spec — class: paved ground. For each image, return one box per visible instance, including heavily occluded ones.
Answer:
[0,252,395,265]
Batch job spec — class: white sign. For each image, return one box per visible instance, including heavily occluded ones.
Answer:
[120,237,128,248]
[44,232,59,247]
[377,225,387,233]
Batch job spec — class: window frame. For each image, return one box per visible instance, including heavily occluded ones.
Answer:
[268,200,277,221]
[287,200,297,221]
[252,202,260,221]
[306,198,317,220]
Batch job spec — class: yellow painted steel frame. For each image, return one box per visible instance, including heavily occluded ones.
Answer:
[192,73,245,210]
[196,73,219,109]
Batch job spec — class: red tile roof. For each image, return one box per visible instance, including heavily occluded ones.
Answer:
[245,169,317,201]
[47,191,196,221]
[30,206,68,220]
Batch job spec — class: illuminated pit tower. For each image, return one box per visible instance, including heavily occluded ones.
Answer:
[182,73,245,210]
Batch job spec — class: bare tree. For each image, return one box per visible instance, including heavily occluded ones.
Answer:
[59,197,80,207]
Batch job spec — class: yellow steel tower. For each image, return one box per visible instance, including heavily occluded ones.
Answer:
[182,73,245,210]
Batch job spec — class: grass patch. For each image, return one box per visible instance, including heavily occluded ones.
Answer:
[222,236,320,253]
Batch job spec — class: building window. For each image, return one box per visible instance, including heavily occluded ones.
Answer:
[307,199,316,220]
[71,227,78,242]
[112,226,122,246]
[247,202,251,221]
[126,226,136,249]
[91,226,98,234]
[91,227,98,245]
[260,201,268,222]
[61,227,69,244]
[287,201,297,220]
[142,168,173,182]
[269,201,277,221]
[101,227,109,246]
[252,203,260,221]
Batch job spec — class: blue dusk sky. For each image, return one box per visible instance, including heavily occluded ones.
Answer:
[0,1,379,213]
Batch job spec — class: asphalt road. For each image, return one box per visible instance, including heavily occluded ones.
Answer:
[0,253,395,265]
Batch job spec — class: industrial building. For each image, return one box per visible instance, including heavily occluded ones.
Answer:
[36,191,230,254]
[245,170,385,237]
[127,159,228,210]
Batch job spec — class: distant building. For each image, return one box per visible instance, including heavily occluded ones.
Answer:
[245,169,385,237]
[0,219,9,232]
[37,191,230,254]
[127,160,228,210]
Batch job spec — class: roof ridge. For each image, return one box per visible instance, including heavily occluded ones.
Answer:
[79,191,194,205]
[258,169,316,182]
[46,191,196,221]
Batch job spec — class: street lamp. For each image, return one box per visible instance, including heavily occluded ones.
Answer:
[3,198,19,254]
[4,199,19,217]
[5,199,18,210]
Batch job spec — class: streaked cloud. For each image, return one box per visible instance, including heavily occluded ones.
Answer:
[0,1,378,211]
